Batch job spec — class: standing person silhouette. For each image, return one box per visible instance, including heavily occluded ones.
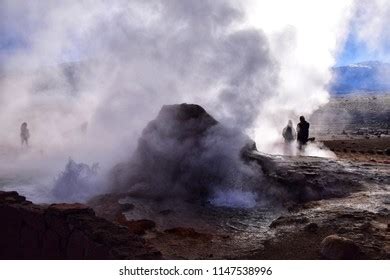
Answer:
[297,116,310,150]
[282,120,296,155]
[20,122,30,147]
[282,120,296,143]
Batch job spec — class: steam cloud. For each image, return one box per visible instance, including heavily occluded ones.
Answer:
[0,0,388,204]
[0,1,278,160]
[351,0,390,59]
[0,0,277,203]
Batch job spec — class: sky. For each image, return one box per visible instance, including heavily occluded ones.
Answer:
[336,26,390,66]
[336,32,378,66]
[337,0,390,66]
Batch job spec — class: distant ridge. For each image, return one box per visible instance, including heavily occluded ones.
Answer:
[330,61,390,94]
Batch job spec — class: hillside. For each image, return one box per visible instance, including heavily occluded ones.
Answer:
[330,61,390,94]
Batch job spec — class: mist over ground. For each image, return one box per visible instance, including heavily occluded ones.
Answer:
[0,0,388,204]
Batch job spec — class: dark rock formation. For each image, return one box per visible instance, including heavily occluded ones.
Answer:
[111,103,259,200]
[320,235,365,260]
[0,191,161,259]
[246,152,365,203]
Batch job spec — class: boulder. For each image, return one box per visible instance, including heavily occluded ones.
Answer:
[320,235,365,259]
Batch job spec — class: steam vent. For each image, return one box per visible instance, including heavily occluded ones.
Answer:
[111,103,259,199]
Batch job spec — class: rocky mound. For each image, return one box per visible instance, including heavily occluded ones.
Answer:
[0,191,161,259]
[111,103,259,201]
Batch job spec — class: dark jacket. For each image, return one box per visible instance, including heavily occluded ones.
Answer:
[282,126,296,142]
[297,121,310,144]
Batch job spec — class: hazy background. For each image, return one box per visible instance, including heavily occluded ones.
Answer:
[0,0,389,203]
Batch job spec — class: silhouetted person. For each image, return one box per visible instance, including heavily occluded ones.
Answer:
[282,120,296,155]
[20,122,30,147]
[80,121,88,134]
[297,116,310,149]
[282,120,296,143]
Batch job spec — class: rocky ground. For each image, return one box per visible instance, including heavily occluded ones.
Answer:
[245,153,389,259]
[0,97,389,260]
[311,94,390,164]
[322,138,390,164]
[88,152,389,260]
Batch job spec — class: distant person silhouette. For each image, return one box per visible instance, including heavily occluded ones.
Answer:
[282,120,296,155]
[20,122,30,147]
[282,120,296,143]
[297,116,310,149]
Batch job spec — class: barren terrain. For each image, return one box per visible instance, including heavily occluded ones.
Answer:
[1,95,389,260]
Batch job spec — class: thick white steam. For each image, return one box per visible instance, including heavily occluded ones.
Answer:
[0,0,388,204]
[351,0,390,60]
[246,0,355,154]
